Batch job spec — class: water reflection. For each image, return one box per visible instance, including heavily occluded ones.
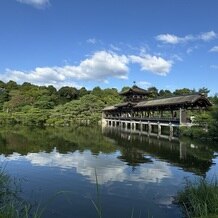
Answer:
[0,148,171,185]
[0,126,217,218]
[103,127,216,176]
[0,126,216,177]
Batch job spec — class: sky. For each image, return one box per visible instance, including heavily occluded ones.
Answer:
[0,0,218,94]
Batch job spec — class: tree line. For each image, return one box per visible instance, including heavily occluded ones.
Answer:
[0,80,217,139]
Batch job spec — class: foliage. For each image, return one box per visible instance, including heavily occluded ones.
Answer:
[147,86,159,98]
[180,126,207,139]
[0,88,9,110]
[158,89,172,97]
[177,178,218,218]
[0,81,123,126]
[48,94,106,125]
[173,88,195,96]
[180,95,218,140]
[58,86,79,103]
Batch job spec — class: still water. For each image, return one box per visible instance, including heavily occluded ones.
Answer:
[0,126,217,218]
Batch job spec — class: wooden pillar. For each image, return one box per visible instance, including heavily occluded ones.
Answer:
[161,110,163,118]
[132,122,136,131]
[125,122,128,130]
[180,108,187,125]
[169,123,173,138]
[171,110,174,118]
[158,122,161,135]
[179,141,187,159]
[148,121,152,134]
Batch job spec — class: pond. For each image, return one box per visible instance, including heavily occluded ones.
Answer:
[0,126,217,218]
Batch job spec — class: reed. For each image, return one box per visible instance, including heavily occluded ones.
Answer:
[177,177,218,218]
[0,167,41,218]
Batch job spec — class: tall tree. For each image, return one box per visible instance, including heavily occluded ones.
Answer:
[147,87,159,98]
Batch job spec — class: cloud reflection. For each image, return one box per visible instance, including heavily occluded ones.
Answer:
[1,148,172,185]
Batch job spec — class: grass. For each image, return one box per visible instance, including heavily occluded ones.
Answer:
[91,169,102,218]
[0,167,42,218]
[177,177,218,218]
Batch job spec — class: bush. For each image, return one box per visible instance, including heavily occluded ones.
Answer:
[180,126,207,139]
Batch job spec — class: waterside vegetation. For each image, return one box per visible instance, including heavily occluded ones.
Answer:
[180,95,218,140]
[0,167,41,218]
[177,178,218,218]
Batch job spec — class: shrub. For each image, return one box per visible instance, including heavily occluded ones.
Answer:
[180,126,207,139]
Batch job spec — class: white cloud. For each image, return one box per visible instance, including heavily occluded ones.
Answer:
[110,44,121,51]
[186,45,199,54]
[171,54,183,61]
[209,46,218,52]
[199,31,216,41]
[210,65,218,70]
[86,38,97,44]
[137,81,152,88]
[155,34,182,44]
[156,31,217,44]
[0,51,129,88]
[0,50,174,88]
[129,54,172,76]
[186,48,193,54]
[16,0,50,8]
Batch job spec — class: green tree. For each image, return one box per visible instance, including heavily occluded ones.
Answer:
[173,88,195,96]
[198,87,210,96]
[121,86,131,92]
[147,87,159,98]
[6,80,18,90]
[47,85,57,95]
[159,89,172,97]
[0,88,9,111]
[0,80,5,88]
[58,86,79,103]
[78,87,89,97]
[91,86,102,97]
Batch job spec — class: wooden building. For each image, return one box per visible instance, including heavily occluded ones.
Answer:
[102,85,212,138]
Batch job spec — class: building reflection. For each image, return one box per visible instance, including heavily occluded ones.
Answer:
[102,127,216,176]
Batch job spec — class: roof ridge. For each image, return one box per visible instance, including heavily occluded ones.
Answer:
[148,92,201,101]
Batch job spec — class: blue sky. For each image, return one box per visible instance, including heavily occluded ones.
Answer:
[0,0,218,94]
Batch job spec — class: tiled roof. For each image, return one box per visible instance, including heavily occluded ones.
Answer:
[135,94,212,108]
[119,85,149,95]
[102,93,212,111]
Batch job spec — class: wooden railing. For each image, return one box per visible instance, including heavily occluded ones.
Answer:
[104,116,180,124]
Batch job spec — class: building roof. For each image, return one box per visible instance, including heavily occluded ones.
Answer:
[102,105,117,111]
[135,94,212,109]
[102,92,212,112]
[102,93,212,111]
[119,85,149,96]
[115,102,137,107]
[103,102,137,111]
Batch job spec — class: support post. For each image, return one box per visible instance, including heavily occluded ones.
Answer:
[158,122,161,136]
[180,108,187,125]
[125,122,128,130]
[169,123,173,139]
[148,121,151,134]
